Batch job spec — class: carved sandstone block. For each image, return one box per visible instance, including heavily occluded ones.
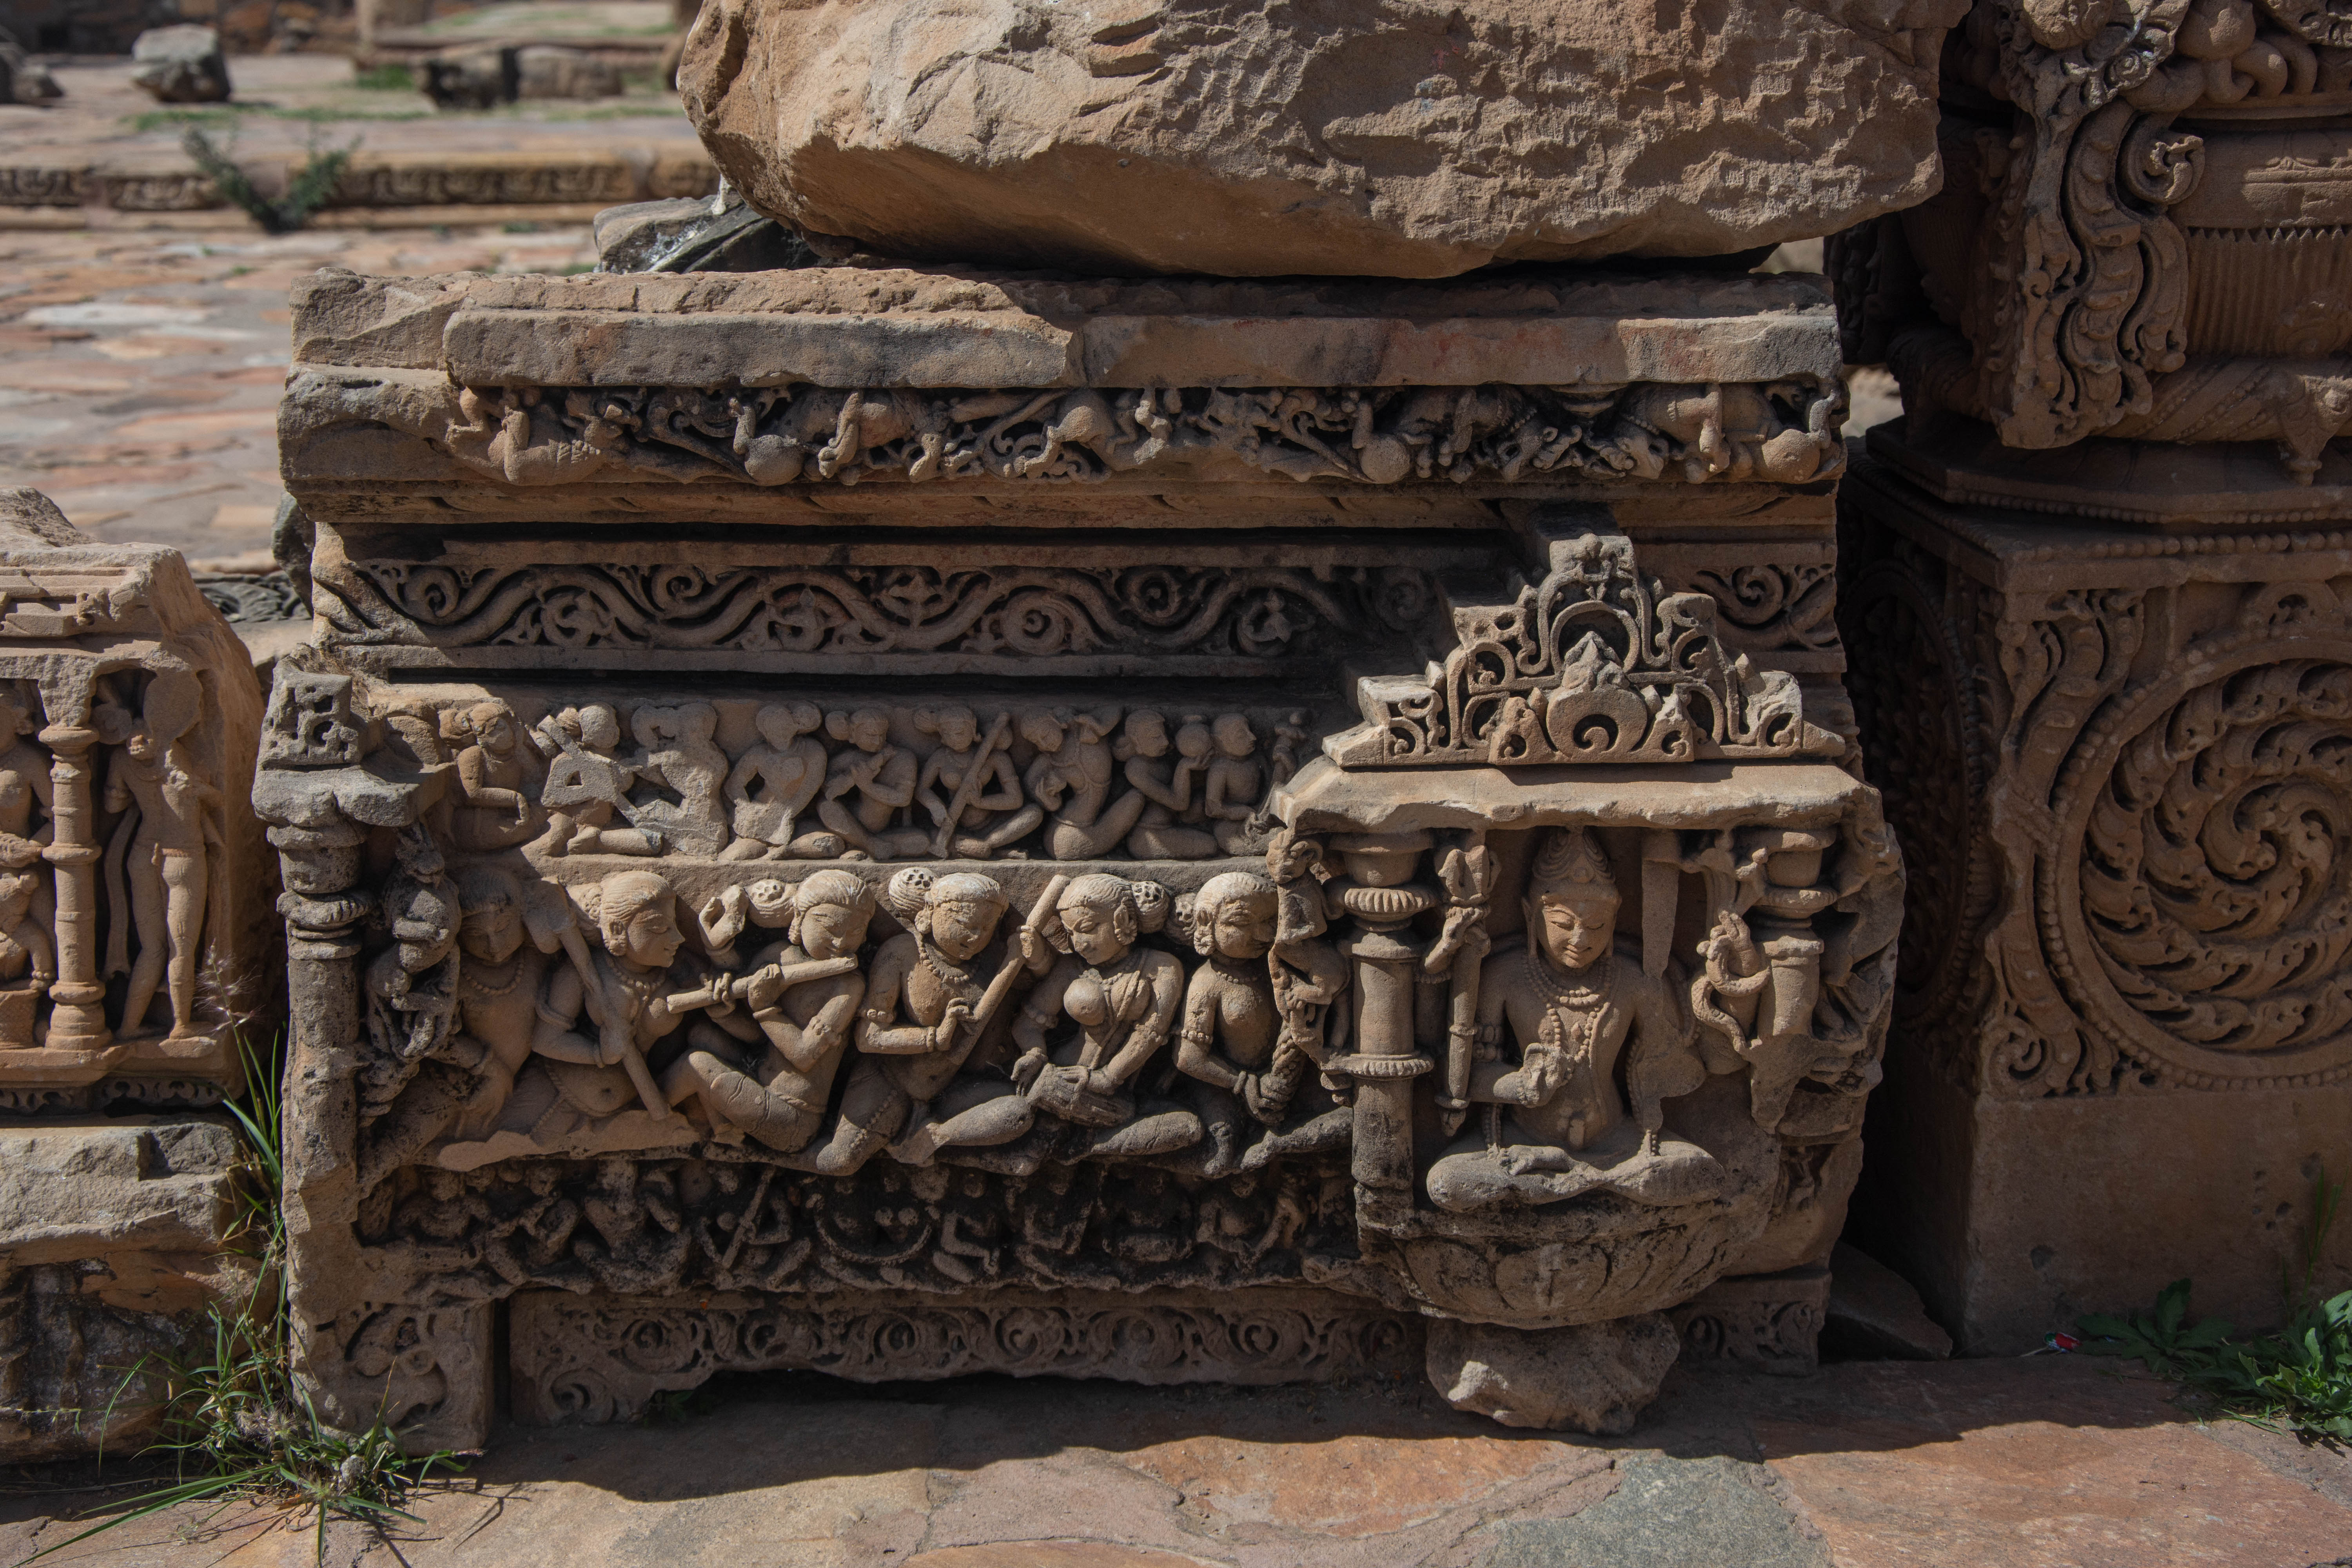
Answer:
[1832,0,2352,489]
[679,0,1971,277]
[1838,453,2352,1348]
[264,260,1891,1444]
[0,491,274,1111]
[0,1116,255,1460]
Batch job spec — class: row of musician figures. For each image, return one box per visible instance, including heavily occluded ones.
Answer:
[426,696,1313,863]
[364,824,1774,1217]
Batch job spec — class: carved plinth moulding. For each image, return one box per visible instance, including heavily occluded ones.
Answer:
[0,490,273,1110]
[1842,455,2352,1096]
[510,1288,1418,1424]
[1831,0,2352,516]
[277,267,1848,523]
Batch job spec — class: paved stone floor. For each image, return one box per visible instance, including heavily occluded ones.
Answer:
[0,220,598,564]
[1,51,698,166]
[0,1357,2345,1567]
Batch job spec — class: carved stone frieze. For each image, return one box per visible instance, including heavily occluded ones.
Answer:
[309,530,1459,679]
[1668,1263,1832,1374]
[300,374,1846,495]
[0,491,274,1107]
[277,267,1849,520]
[265,258,1891,1445]
[511,1288,1416,1423]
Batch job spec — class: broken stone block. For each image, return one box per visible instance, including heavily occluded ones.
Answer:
[515,45,622,100]
[0,1116,256,1461]
[0,490,276,1112]
[129,25,231,105]
[0,27,61,105]
[1825,1243,1951,1361]
[1426,1315,1683,1434]
[679,0,1973,277]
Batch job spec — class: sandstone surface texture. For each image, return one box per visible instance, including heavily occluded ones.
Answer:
[0,1117,254,1461]
[679,0,1971,277]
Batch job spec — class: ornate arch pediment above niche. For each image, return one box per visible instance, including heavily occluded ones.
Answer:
[1327,532,1849,768]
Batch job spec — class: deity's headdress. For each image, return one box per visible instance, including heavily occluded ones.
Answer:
[1527,828,1618,905]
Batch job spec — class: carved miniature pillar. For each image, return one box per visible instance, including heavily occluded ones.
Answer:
[37,718,107,1053]
[1325,833,1439,1223]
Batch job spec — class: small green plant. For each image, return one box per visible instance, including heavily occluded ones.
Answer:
[30,1036,463,1563]
[181,127,358,236]
[2078,1170,2351,1445]
[352,63,416,93]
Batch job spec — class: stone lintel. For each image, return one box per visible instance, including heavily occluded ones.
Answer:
[296,266,1842,389]
[1274,756,1865,835]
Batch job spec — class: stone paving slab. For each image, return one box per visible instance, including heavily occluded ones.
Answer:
[0,1357,2344,1568]
[0,53,705,216]
[0,221,597,561]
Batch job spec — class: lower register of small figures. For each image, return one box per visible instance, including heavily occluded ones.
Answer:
[1427,828,1724,1214]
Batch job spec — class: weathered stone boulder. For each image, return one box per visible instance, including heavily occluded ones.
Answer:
[680,0,1972,278]
[129,24,231,105]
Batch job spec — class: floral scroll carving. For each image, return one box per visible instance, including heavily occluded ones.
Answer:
[344,377,1844,492]
[323,560,1438,666]
[1843,512,2352,1096]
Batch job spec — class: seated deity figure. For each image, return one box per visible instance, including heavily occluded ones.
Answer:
[477,868,719,1145]
[891,873,1201,1171]
[1425,828,1725,1214]
[535,704,657,857]
[719,701,840,861]
[1022,708,1149,860]
[446,865,555,1141]
[1172,871,1352,1176]
[660,870,875,1151]
[911,705,1042,857]
[780,869,1050,1174]
[816,708,924,860]
[626,702,729,858]
[0,684,54,873]
[447,701,541,853]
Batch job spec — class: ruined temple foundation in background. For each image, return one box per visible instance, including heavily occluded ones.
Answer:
[245,0,1971,1445]
[1831,0,2352,1349]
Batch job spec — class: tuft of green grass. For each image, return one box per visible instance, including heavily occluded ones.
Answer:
[2077,1170,2351,1445]
[352,63,416,93]
[181,128,358,236]
[29,1035,464,1564]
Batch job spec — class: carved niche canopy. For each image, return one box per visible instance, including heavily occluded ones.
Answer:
[1327,533,1848,768]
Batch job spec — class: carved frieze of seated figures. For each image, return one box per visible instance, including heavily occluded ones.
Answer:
[259,519,1896,1449]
